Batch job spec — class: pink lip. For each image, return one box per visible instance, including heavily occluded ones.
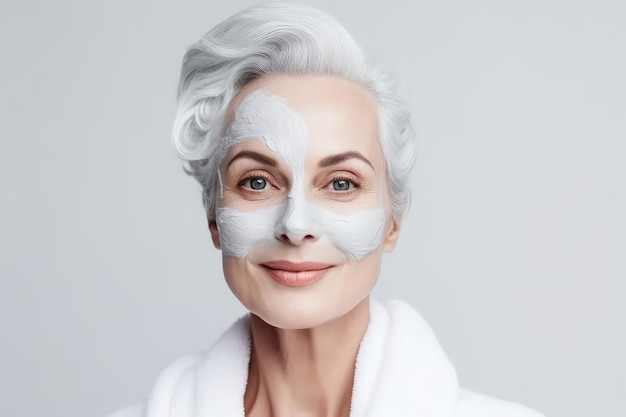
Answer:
[261,261,333,287]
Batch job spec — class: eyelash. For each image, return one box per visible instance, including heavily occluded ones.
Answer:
[325,174,361,194]
[238,172,276,191]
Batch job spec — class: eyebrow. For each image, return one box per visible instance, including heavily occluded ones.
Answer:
[318,151,374,170]
[226,150,278,169]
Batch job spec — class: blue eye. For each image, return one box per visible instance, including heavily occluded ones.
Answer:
[247,177,267,190]
[332,179,352,191]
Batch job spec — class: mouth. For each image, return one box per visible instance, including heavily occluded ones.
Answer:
[261,261,333,287]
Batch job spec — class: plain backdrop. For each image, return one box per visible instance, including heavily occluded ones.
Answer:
[1,0,624,416]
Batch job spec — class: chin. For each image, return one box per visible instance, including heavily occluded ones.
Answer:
[247,291,369,330]
[256,311,327,330]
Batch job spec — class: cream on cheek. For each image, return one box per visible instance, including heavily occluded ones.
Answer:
[215,89,387,260]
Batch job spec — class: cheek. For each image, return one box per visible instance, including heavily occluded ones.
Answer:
[355,247,384,288]
[215,204,283,258]
[315,206,387,260]
[221,255,257,308]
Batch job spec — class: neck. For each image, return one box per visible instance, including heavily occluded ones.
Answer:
[244,297,370,417]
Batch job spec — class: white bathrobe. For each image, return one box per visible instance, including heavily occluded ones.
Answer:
[108,299,544,417]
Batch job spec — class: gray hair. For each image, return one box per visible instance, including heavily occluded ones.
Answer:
[172,2,416,222]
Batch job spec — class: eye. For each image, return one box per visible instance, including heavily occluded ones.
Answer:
[242,176,268,190]
[332,179,352,191]
[326,176,361,193]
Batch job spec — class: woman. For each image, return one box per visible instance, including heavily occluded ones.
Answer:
[110,3,543,417]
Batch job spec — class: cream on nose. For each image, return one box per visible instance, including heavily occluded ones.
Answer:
[275,195,319,244]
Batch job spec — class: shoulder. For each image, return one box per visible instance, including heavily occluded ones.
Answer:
[455,388,545,417]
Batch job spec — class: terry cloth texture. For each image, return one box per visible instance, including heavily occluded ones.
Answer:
[107,299,544,417]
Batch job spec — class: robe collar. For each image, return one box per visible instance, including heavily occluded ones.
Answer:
[146,299,459,417]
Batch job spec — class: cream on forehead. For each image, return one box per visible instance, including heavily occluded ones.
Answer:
[218,88,307,179]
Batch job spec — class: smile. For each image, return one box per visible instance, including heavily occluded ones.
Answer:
[261,261,333,287]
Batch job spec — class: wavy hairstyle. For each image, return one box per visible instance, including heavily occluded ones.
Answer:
[172,2,415,223]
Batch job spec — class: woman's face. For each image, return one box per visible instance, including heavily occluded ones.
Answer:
[210,75,401,329]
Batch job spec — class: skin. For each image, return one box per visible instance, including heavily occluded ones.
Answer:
[209,75,401,417]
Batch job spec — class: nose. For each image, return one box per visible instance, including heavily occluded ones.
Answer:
[274,196,319,245]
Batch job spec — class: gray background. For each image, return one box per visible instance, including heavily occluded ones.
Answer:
[1,0,624,416]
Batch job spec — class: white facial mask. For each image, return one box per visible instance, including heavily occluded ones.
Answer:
[217,203,386,260]
[216,89,307,182]
[216,89,387,260]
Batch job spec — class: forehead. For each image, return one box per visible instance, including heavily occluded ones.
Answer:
[226,75,382,165]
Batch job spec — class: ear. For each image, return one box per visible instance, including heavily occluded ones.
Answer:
[208,219,221,249]
[383,219,401,252]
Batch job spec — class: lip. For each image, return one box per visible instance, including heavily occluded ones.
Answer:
[261,261,333,287]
